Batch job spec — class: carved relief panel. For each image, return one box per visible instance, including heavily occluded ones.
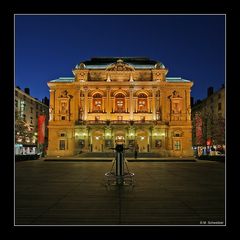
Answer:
[170,90,183,121]
[58,90,72,120]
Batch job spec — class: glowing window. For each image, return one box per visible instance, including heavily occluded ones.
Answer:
[115,93,125,112]
[59,140,65,150]
[93,93,102,112]
[138,93,147,112]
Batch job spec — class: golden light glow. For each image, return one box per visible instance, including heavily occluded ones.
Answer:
[47,58,193,157]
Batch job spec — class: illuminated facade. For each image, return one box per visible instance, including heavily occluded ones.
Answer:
[192,85,225,153]
[15,87,49,154]
[47,57,193,157]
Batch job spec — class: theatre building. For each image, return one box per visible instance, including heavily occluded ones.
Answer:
[47,57,193,157]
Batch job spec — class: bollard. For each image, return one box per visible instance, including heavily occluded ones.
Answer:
[105,144,134,188]
[115,144,124,185]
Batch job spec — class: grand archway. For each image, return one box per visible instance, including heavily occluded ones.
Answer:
[114,130,126,145]
[136,129,149,152]
[91,130,104,152]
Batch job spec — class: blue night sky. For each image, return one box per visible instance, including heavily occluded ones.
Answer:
[15,14,225,102]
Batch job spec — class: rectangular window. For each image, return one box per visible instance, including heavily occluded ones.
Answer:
[30,107,33,113]
[20,101,25,118]
[174,140,181,150]
[59,140,65,150]
[218,93,221,99]
[211,106,214,114]
[218,103,222,111]
[36,112,38,118]
[15,100,18,108]
[61,116,65,120]
[36,104,38,109]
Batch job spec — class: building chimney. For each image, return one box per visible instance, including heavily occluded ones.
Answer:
[196,99,202,105]
[190,97,194,107]
[207,87,213,97]
[24,87,30,95]
[42,97,49,106]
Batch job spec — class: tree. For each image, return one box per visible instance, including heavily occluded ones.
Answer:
[15,111,36,144]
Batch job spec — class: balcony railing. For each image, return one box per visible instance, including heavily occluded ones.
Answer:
[75,120,167,126]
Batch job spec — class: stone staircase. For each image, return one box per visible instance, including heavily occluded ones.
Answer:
[77,152,163,158]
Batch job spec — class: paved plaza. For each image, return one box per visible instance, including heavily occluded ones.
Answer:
[15,158,225,226]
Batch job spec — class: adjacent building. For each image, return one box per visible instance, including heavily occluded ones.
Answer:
[192,85,225,155]
[15,87,49,155]
[47,57,193,157]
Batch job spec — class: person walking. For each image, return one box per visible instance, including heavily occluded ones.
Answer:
[134,144,139,159]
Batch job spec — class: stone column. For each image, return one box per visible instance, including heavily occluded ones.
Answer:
[112,97,115,113]
[49,89,55,121]
[102,97,106,112]
[186,89,191,121]
[106,87,110,118]
[80,88,84,120]
[152,88,156,120]
[75,88,80,121]
[160,89,165,121]
[149,98,152,113]
[68,96,71,121]
[90,97,93,113]
[125,98,128,113]
[84,87,88,120]
[135,97,138,113]
[129,87,133,119]
[145,96,148,113]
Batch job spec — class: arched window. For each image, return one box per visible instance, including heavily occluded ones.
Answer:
[138,93,148,112]
[92,93,102,112]
[115,93,125,113]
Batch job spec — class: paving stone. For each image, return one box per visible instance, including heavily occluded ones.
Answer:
[15,159,225,226]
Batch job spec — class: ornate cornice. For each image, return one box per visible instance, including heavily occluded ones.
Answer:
[106,59,135,71]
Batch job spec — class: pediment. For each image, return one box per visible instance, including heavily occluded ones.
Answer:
[106,59,135,71]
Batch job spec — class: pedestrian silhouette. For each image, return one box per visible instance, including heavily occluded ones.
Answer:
[134,144,139,159]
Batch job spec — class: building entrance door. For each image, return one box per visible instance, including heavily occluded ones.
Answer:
[92,130,104,152]
[136,130,149,152]
[114,130,125,145]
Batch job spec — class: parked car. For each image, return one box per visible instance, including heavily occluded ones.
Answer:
[215,151,225,156]
[210,150,225,156]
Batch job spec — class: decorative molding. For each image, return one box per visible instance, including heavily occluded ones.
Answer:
[106,59,135,71]
[60,90,68,98]
[172,90,181,98]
